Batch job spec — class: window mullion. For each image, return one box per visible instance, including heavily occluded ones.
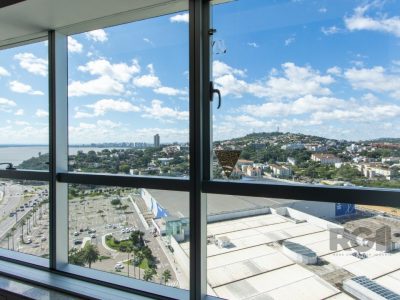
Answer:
[48,30,69,270]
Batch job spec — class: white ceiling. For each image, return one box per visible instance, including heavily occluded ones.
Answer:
[0,0,187,48]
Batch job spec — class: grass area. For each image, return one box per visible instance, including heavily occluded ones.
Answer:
[123,258,149,270]
[105,236,133,251]
[98,255,111,260]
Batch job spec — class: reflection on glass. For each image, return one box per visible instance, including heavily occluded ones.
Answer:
[67,7,189,177]
[0,41,49,170]
[0,179,49,258]
[68,185,189,289]
[211,0,400,189]
[207,194,400,299]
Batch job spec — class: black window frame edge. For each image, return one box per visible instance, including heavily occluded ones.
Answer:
[0,0,399,300]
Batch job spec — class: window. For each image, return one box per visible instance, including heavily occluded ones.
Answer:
[210,0,400,190]
[0,41,48,171]
[68,14,189,178]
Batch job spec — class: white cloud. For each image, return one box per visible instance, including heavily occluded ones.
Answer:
[142,99,188,121]
[170,13,189,23]
[345,3,400,37]
[9,80,44,95]
[321,26,340,35]
[15,121,30,126]
[85,29,108,42]
[344,66,400,98]
[74,99,140,118]
[319,7,328,13]
[247,42,259,48]
[35,109,48,118]
[14,53,47,76]
[327,66,342,75]
[154,86,187,96]
[242,95,347,118]
[78,59,140,82]
[133,74,161,88]
[68,76,124,97]
[213,61,334,100]
[0,98,16,112]
[68,36,83,53]
[213,60,246,78]
[14,109,24,116]
[0,66,10,76]
[285,37,295,46]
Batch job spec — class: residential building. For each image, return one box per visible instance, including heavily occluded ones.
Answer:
[311,153,341,165]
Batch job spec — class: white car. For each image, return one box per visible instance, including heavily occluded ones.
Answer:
[114,263,124,270]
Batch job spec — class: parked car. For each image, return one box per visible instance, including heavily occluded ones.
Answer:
[114,263,124,270]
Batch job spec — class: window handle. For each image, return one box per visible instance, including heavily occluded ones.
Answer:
[210,81,222,109]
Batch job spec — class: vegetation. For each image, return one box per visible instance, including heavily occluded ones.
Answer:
[68,243,100,268]
[162,269,172,285]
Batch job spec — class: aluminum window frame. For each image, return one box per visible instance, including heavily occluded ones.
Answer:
[0,1,399,300]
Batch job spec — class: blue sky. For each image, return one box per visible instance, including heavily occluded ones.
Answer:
[1,0,400,144]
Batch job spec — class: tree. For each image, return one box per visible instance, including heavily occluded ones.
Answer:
[130,230,145,247]
[82,243,100,268]
[21,220,26,241]
[143,268,156,282]
[68,248,85,266]
[162,269,172,285]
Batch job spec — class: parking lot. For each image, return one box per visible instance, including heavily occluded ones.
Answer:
[68,188,178,286]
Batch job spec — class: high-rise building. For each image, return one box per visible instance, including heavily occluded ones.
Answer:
[154,134,160,148]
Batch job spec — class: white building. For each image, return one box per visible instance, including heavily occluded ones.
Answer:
[270,164,292,178]
[311,153,341,165]
[358,163,397,180]
[281,143,304,150]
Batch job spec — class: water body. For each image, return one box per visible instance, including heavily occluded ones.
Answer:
[0,146,127,167]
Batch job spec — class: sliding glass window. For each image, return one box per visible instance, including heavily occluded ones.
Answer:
[67,13,189,178]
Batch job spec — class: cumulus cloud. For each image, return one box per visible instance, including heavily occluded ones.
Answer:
[74,99,140,118]
[0,66,10,76]
[78,59,140,82]
[213,61,334,99]
[9,80,44,95]
[132,64,186,95]
[69,76,124,97]
[170,13,189,23]
[242,95,347,118]
[68,36,83,53]
[142,99,188,121]
[345,3,400,37]
[0,98,16,112]
[85,29,108,42]
[344,66,400,98]
[14,109,24,116]
[154,86,187,96]
[14,53,47,76]
[35,109,48,118]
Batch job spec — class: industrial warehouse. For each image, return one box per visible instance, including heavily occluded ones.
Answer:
[141,189,400,300]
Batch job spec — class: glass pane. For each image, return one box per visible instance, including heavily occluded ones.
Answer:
[68,184,189,290]
[207,193,400,299]
[0,178,49,258]
[211,0,400,189]
[0,41,49,170]
[68,6,189,178]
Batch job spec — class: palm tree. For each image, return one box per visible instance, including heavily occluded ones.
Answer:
[143,268,156,282]
[82,243,100,268]
[162,269,172,285]
[21,220,26,241]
